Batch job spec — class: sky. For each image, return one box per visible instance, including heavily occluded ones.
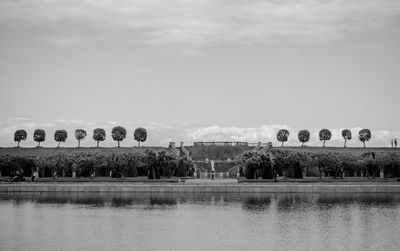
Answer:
[0,0,400,147]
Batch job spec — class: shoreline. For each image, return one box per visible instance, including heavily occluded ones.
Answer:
[1,182,400,193]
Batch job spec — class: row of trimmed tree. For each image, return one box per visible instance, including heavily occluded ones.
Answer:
[13,126,147,148]
[276,128,372,148]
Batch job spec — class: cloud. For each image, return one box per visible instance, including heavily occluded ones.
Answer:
[0,0,399,52]
[0,118,399,148]
[43,37,82,48]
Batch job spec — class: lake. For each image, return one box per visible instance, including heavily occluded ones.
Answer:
[1,192,400,250]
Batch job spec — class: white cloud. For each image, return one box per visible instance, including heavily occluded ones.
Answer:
[0,0,399,52]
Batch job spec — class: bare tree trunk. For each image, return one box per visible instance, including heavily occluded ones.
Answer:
[301,142,304,147]
[37,142,40,147]
[97,141,99,148]
[78,140,80,148]
[344,139,347,148]
[138,141,140,147]
[57,141,61,148]
[118,141,120,148]
[323,140,326,148]
[281,141,284,147]
[363,142,366,148]
[17,141,20,147]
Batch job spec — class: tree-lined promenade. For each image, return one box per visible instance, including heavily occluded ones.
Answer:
[14,126,147,148]
[13,127,376,148]
[277,128,373,148]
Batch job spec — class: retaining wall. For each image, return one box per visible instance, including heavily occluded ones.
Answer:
[1,183,400,193]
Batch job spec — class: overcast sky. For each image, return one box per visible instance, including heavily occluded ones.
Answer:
[0,0,400,147]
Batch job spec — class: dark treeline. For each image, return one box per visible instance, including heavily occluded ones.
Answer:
[237,149,400,180]
[0,149,194,179]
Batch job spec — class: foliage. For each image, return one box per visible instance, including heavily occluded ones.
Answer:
[134,127,147,147]
[112,126,127,147]
[311,152,342,179]
[341,129,352,148]
[142,148,159,179]
[272,150,310,179]
[0,155,34,177]
[319,129,332,147]
[297,130,310,147]
[359,129,372,148]
[93,128,106,147]
[104,153,130,178]
[2,149,400,179]
[75,129,87,148]
[176,156,195,177]
[14,129,27,147]
[237,151,274,179]
[157,150,177,177]
[33,129,46,147]
[277,129,290,147]
[54,130,68,147]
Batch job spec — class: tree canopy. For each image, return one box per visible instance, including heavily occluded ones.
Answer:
[359,128,372,148]
[14,129,27,147]
[54,130,68,147]
[112,126,127,147]
[297,130,310,147]
[93,128,106,147]
[319,129,332,147]
[33,129,46,147]
[277,129,290,147]
[341,129,352,148]
[134,127,147,147]
[75,129,87,148]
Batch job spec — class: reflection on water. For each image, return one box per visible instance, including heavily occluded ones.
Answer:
[1,192,400,250]
[2,192,399,207]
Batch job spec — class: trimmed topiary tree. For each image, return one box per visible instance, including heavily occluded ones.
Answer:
[359,128,371,148]
[298,130,310,147]
[75,129,87,148]
[341,129,352,148]
[14,129,27,147]
[319,129,332,148]
[93,128,106,148]
[54,130,68,148]
[112,126,127,148]
[277,129,290,147]
[33,129,46,147]
[134,127,147,147]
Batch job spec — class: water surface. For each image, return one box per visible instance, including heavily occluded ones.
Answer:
[1,192,399,250]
